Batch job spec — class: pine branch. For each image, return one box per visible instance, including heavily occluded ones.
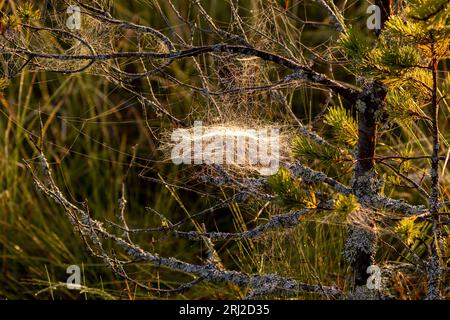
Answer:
[284,163,427,215]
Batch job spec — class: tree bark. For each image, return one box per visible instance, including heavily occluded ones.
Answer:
[346,82,387,295]
[343,0,393,297]
[375,0,393,35]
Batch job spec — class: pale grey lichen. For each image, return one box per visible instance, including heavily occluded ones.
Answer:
[352,171,425,215]
[355,99,367,113]
[344,226,376,261]
[426,234,444,300]
[174,209,310,242]
[312,73,326,82]
[286,162,353,196]
[343,208,379,299]
[283,70,306,82]
[352,285,380,300]
[343,210,377,265]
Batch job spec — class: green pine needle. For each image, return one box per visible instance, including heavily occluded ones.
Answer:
[323,106,358,148]
[292,136,341,162]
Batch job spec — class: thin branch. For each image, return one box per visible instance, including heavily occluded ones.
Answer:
[284,162,427,215]
[8,44,359,102]
[170,209,310,241]
[25,153,344,299]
